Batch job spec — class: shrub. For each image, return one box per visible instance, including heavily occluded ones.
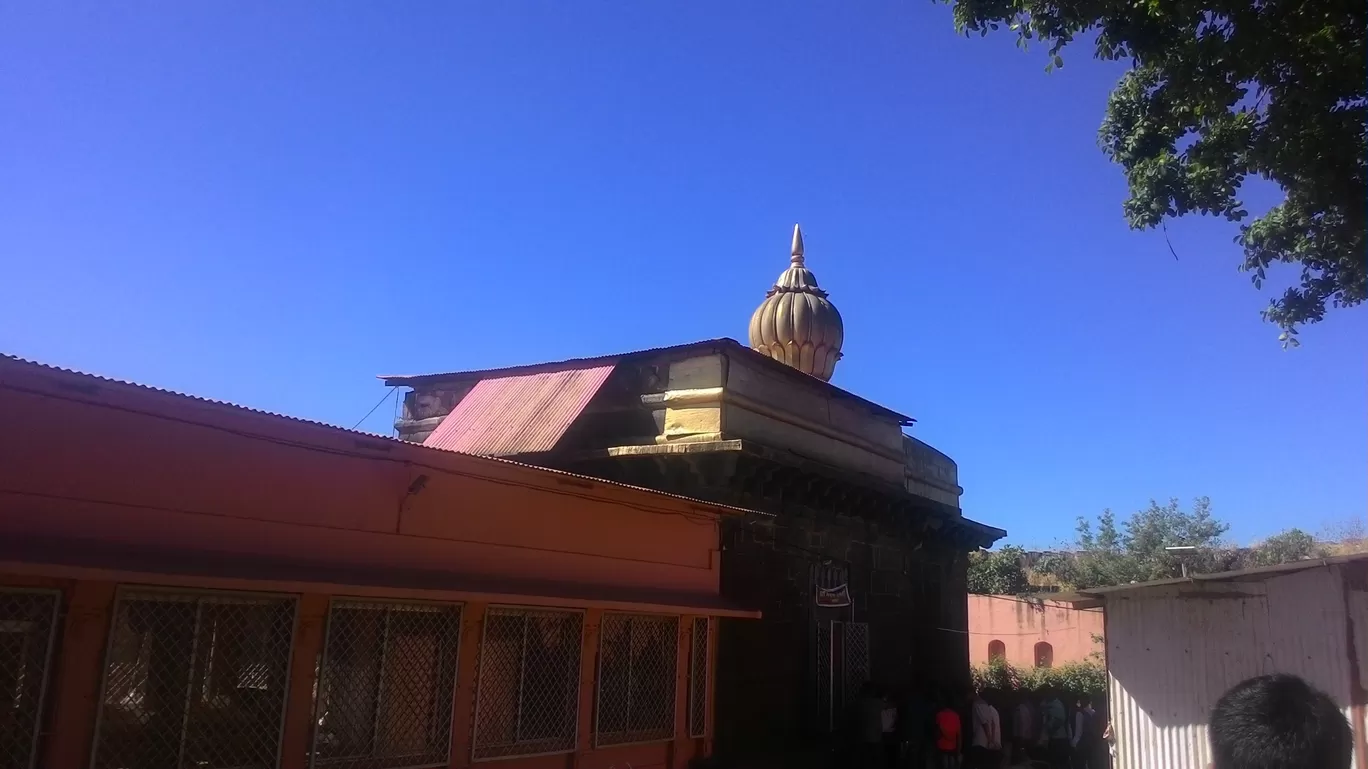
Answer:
[971,657,1107,698]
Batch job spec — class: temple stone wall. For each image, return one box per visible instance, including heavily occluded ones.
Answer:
[904,436,962,510]
[392,350,965,512]
[714,511,969,754]
[396,382,475,443]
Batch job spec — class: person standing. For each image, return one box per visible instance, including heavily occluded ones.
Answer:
[858,683,888,769]
[1013,697,1038,764]
[899,687,934,769]
[882,692,901,769]
[1070,695,1098,769]
[968,693,1001,769]
[933,694,963,769]
[1041,690,1071,769]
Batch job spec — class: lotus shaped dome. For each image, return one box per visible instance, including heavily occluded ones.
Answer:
[747,224,844,381]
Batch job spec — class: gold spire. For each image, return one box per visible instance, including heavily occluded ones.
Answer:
[747,225,845,381]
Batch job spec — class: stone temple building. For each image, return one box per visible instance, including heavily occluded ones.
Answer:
[383,226,1005,756]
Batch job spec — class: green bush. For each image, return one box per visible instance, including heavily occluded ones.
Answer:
[971,657,1107,698]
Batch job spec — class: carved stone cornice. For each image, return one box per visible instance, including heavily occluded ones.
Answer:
[558,439,1002,550]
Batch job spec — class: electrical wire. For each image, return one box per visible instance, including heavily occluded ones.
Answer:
[350,387,397,430]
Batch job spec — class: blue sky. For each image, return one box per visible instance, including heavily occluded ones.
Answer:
[2,2,1363,547]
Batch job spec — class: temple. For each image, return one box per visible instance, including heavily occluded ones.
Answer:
[383,225,1005,755]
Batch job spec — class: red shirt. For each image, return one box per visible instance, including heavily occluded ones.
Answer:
[935,708,962,752]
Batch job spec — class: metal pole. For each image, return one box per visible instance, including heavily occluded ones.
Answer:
[175,600,205,769]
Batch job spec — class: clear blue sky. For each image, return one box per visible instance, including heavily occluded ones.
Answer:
[2,2,1363,547]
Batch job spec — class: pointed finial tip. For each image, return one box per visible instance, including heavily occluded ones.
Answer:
[790,223,805,260]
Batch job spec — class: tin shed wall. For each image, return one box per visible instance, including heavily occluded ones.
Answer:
[1106,565,1364,769]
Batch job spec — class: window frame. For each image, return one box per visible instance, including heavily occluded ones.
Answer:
[687,617,709,739]
[88,585,299,769]
[1034,641,1054,668]
[987,639,1006,662]
[593,612,679,748]
[0,586,62,769]
[309,597,464,769]
[470,605,585,763]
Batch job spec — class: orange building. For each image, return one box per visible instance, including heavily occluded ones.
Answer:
[0,355,757,769]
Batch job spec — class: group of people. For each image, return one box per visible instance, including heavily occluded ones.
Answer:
[847,673,1353,769]
[849,685,1105,769]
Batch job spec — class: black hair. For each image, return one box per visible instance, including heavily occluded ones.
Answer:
[1209,674,1351,769]
[1078,694,1092,707]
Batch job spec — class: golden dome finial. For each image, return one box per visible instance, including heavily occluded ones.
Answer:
[747,225,845,381]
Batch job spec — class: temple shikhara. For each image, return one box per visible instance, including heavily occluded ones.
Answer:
[384,225,1006,755]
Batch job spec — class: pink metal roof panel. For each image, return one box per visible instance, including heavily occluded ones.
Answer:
[422,363,616,456]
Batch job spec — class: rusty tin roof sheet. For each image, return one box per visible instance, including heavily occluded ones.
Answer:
[422,363,616,456]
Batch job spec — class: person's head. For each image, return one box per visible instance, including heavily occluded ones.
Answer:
[1078,694,1092,710]
[1209,674,1351,769]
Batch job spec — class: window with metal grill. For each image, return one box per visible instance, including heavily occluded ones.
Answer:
[0,588,60,769]
[91,589,297,769]
[687,617,708,738]
[595,614,677,746]
[471,607,582,761]
[312,600,462,769]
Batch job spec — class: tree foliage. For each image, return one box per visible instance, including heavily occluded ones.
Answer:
[1038,497,1333,589]
[942,0,1366,341]
[968,544,1031,595]
[1249,527,1326,566]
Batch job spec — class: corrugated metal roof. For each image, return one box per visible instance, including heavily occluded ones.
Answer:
[0,354,395,439]
[1079,552,1368,601]
[1105,563,1365,769]
[0,354,755,516]
[422,364,616,456]
[379,337,916,426]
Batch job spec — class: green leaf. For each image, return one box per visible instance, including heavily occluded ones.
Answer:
[939,0,1368,339]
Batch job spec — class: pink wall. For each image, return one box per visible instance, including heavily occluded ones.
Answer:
[967,594,1104,667]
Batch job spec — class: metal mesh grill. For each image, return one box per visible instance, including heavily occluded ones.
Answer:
[92,589,297,769]
[312,600,462,769]
[0,589,60,769]
[842,622,870,705]
[595,614,677,746]
[687,618,708,738]
[471,608,582,761]
[814,621,832,732]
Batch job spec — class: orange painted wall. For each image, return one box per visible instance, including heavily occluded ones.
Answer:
[0,365,723,601]
[966,594,1104,667]
[0,359,737,769]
